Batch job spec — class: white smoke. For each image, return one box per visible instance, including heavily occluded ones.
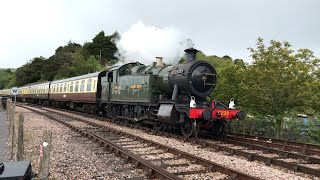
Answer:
[115,21,194,65]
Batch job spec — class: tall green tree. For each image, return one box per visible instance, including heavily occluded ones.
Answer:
[85,31,119,66]
[54,50,103,79]
[0,68,14,89]
[15,57,46,86]
[41,53,73,81]
[242,38,319,137]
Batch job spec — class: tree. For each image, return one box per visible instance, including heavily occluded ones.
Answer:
[234,59,246,68]
[212,63,247,106]
[54,50,103,80]
[196,51,234,69]
[86,31,119,66]
[42,53,73,81]
[14,57,46,86]
[242,38,319,138]
[55,41,81,54]
[0,68,14,89]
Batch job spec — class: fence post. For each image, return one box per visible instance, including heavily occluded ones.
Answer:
[39,130,52,179]
[6,99,15,160]
[16,113,24,161]
[6,99,10,125]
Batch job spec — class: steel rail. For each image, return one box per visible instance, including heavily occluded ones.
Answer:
[228,133,320,157]
[231,133,320,150]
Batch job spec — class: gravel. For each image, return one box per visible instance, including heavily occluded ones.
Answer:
[16,107,148,179]
[0,108,9,162]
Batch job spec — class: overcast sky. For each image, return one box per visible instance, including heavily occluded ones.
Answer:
[0,0,319,68]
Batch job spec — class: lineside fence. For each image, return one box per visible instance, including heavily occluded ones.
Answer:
[5,100,52,179]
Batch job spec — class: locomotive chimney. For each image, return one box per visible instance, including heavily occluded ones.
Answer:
[185,48,199,63]
[155,57,164,67]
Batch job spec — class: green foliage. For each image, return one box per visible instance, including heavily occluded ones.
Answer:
[196,51,246,106]
[244,38,318,116]
[55,41,81,54]
[85,31,119,65]
[0,68,14,89]
[54,50,103,79]
[15,57,46,86]
[197,51,234,70]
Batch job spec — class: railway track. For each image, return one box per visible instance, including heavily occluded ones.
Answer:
[20,104,257,180]
[228,133,320,156]
[19,104,320,178]
[54,106,320,177]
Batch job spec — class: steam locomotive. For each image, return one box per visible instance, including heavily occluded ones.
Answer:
[0,48,245,137]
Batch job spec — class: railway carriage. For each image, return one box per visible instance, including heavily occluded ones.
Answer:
[0,89,11,108]
[49,72,99,113]
[18,85,30,101]
[27,82,50,105]
[0,89,10,97]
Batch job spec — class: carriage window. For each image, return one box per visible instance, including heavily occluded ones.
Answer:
[75,81,79,92]
[59,84,63,92]
[87,79,92,91]
[80,80,85,92]
[70,82,74,92]
[93,80,96,91]
[64,83,67,92]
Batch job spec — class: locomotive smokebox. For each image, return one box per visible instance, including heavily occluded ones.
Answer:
[185,48,198,63]
[168,48,217,98]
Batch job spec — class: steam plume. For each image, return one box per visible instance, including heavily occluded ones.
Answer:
[115,20,194,65]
